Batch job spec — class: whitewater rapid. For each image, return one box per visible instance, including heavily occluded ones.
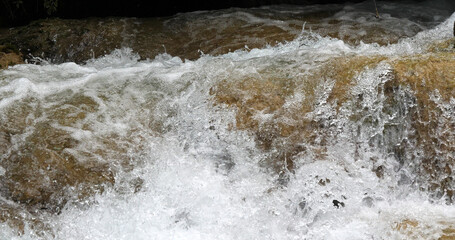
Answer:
[1,1,455,239]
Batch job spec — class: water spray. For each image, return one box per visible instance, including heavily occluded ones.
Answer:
[373,0,380,18]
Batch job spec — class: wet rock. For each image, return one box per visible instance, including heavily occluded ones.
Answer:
[394,219,455,239]
[427,38,455,53]
[0,7,426,65]
[0,45,24,69]
[2,150,114,213]
[441,228,455,240]
[212,46,455,202]
[0,123,114,213]
[0,91,156,234]
[0,199,51,236]
[0,16,299,63]
[298,200,307,210]
[211,56,385,173]
[211,75,299,172]
[374,165,384,178]
[214,153,235,174]
[318,178,330,186]
[398,173,412,186]
[332,199,345,208]
[130,177,144,193]
[395,219,419,233]
[293,198,309,216]
[0,130,10,156]
[0,19,125,63]
[392,52,455,202]
[173,209,193,228]
[0,0,375,28]
[361,196,374,207]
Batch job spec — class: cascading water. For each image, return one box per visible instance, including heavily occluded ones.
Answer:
[1,1,455,239]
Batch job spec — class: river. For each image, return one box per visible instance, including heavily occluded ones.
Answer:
[1,0,455,239]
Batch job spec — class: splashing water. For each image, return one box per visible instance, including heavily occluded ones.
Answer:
[1,1,455,239]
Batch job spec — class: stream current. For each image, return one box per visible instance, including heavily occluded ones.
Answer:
[1,0,455,239]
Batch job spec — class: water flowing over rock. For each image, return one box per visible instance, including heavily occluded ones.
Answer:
[0,1,448,64]
[1,1,455,239]
[210,45,455,198]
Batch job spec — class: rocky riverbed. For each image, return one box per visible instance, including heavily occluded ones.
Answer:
[1,1,455,239]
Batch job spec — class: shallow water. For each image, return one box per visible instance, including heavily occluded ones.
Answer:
[1,0,455,239]
[3,0,454,63]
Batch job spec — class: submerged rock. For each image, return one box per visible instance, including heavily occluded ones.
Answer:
[0,98,116,233]
[211,38,455,202]
[0,16,299,63]
[0,4,439,65]
[391,51,455,201]
[0,7,453,237]
[0,199,51,236]
[0,81,155,234]
[211,55,386,172]
[361,196,374,207]
[0,122,114,213]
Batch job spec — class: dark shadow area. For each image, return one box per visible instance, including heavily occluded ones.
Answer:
[2,0,454,27]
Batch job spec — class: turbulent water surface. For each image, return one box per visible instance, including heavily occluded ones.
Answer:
[1,0,455,239]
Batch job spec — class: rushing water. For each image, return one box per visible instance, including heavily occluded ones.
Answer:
[1,0,455,239]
